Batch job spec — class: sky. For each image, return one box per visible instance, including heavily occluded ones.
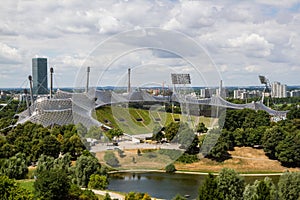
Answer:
[0,0,300,88]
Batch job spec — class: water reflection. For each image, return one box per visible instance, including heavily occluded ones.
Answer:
[108,172,280,200]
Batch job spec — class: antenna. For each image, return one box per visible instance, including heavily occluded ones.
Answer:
[128,68,131,93]
[50,67,54,99]
[86,66,90,93]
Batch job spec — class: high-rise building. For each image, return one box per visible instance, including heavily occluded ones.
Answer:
[32,58,48,95]
[271,81,287,98]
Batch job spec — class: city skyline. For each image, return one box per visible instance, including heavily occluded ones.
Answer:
[0,1,300,88]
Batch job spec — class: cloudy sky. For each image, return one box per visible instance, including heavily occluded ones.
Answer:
[0,0,300,88]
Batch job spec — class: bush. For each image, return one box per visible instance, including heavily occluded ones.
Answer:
[104,193,112,200]
[278,171,300,200]
[34,169,70,200]
[79,189,98,200]
[176,153,198,164]
[88,174,108,190]
[125,191,151,200]
[0,175,34,199]
[75,155,102,187]
[165,163,176,173]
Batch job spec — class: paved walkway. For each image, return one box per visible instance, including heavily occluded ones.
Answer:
[91,189,164,200]
[91,189,125,200]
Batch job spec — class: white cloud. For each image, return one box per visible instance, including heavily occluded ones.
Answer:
[245,65,259,73]
[0,0,299,87]
[0,42,22,64]
[227,33,274,57]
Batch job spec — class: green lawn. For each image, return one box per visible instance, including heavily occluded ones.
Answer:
[18,179,35,192]
[96,106,216,135]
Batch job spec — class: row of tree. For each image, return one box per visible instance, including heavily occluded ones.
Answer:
[0,152,108,200]
[198,168,300,200]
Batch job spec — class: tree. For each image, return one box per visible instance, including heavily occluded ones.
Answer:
[105,128,123,141]
[88,174,108,190]
[0,175,33,200]
[75,155,101,187]
[68,184,97,200]
[216,168,245,200]
[233,128,247,147]
[165,122,180,142]
[276,131,300,167]
[198,173,221,200]
[278,171,300,200]
[76,123,88,137]
[287,104,300,120]
[185,135,200,155]
[104,193,112,200]
[86,125,102,140]
[35,154,55,175]
[34,169,70,200]
[79,189,98,200]
[125,192,151,200]
[246,126,266,146]
[205,129,231,162]
[152,125,164,142]
[262,126,286,159]
[38,135,61,158]
[165,163,176,173]
[243,177,276,200]
[62,134,86,158]
[196,122,208,133]
[0,153,28,179]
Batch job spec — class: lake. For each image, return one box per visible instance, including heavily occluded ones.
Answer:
[108,172,280,199]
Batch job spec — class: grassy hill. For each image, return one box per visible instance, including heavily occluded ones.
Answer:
[95,105,214,134]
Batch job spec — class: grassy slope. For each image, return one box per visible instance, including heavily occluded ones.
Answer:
[18,179,35,192]
[96,106,214,134]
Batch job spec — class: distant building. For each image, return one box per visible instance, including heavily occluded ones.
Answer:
[0,90,7,100]
[200,88,216,98]
[199,87,227,99]
[32,58,48,95]
[271,81,287,98]
[289,90,300,97]
[233,89,261,100]
[234,89,245,99]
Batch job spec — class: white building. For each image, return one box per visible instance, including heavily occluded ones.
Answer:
[289,90,300,97]
[233,89,261,100]
[271,82,287,98]
[234,89,245,99]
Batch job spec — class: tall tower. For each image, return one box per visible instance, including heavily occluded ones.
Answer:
[32,58,48,95]
[127,68,131,93]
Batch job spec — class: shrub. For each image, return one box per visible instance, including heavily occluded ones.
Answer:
[165,163,176,173]
[88,174,108,190]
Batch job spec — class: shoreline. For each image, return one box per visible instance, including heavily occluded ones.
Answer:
[108,169,285,176]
